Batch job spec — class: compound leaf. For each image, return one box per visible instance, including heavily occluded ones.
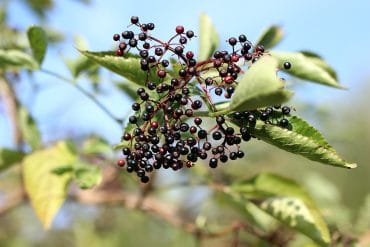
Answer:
[0,49,38,70]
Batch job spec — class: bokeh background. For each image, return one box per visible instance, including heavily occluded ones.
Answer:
[0,0,369,246]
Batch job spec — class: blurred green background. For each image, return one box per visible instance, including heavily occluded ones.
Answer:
[0,0,369,246]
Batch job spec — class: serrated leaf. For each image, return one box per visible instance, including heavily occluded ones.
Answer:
[74,162,102,189]
[271,51,341,88]
[18,107,42,150]
[65,56,99,79]
[249,118,356,169]
[214,56,293,115]
[0,148,25,172]
[27,26,48,65]
[22,141,77,229]
[198,13,219,61]
[230,173,331,246]
[0,49,38,70]
[255,25,284,50]
[80,50,160,85]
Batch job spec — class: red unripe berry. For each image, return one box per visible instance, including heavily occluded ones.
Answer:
[117,159,125,167]
[151,121,159,129]
[175,25,184,34]
[157,69,167,78]
[224,76,234,84]
[186,51,194,59]
[116,49,124,56]
[231,55,239,62]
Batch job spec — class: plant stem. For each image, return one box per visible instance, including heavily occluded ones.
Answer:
[40,68,123,125]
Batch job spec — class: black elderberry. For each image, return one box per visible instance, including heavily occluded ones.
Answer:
[189,126,197,134]
[205,77,213,86]
[155,47,164,56]
[139,50,148,58]
[174,46,183,55]
[219,69,228,77]
[225,127,235,135]
[194,117,202,125]
[238,34,247,42]
[237,150,245,158]
[143,42,150,49]
[191,100,202,109]
[203,142,212,151]
[147,23,155,30]
[179,69,187,77]
[182,87,190,95]
[228,37,237,46]
[128,38,138,47]
[161,59,169,67]
[122,147,130,155]
[141,176,150,183]
[260,112,269,121]
[140,92,149,101]
[148,56,156,63]
[186,30,194,38]
[242,132,251,141]
[179,36,187,44]
[147,81,156,90]
[138,32,147,41]
[229,152,237,160]
[180,123,189,132]
[141,23,148,31]
[122,30,134,39]
[132,102,140,111]
[209,158,218,168]
[180,97,188,105]
[226,86,234,94]
[212,131,222,140]
[279,118,289,128]
[282,106,291,115]
[188,59,197,67]
[113,33,120,41]
[130,16,139,24]
[185,109,193,117]
[283,61,291,70]
[217,145,224,153]
[215,87,223,96]
[216,116,225,125]
[197,129,207,139]
[129,115,137,124]
[219,154,228,163]
[244,53,253,61]
[127,166,134,173]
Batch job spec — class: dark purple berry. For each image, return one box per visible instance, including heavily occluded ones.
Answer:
[113,34,120,41]
[130,16,139,24]
[283,62,291,70]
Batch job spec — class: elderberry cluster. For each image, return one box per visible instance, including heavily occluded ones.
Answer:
[114,17,292,183]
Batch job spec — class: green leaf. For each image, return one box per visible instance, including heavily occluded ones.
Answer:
[271,51,342,88]
[0,49,38,70]
[230,173,331,246]
[22,141,77,229]
[73,162,102,189]
[198,13,219,61]
[81,136,112,156]
[18,107,42,150]
[249,117,356,169]
[27,26,48,66]
[65,56,99,79]
[214,56,293,115]
[255,25,284,50]
[0,148,25,172]
[116,80,141,100]
[80,50,160,85]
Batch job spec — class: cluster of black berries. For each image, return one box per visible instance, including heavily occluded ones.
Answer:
[114,17,292,183]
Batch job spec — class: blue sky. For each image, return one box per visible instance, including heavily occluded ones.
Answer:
[1,0,370,148]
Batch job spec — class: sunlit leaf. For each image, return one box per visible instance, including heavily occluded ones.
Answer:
[214,56,293,115]
[22,141,77,229]
[198,13,219,61]
[0,148,25,172]
[27,26,48,65]
[271,51,342,88]
[229,173,331,246]
[18,107,42,150]
[80,50,160,85]
[248,117,356,168]
[0,49,38,70]
[255,25,284,50]
[81,136,112,156]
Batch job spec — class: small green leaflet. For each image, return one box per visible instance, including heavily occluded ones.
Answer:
[0,148,25,172]
[0,49,38,70]
[213,56,293,115]
[27,26,48,66]
[229,173,331,246]
[248,117,356,169]
[18,107,42,150]
[198,13,219,61]
[80,50,161,85]
[271,51,342,88]
[255,25,284,50]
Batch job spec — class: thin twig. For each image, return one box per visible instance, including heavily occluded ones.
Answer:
[40,68,123,125]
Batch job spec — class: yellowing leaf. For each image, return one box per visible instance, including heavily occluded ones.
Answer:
[22,141,77,229]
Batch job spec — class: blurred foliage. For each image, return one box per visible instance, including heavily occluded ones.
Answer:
[0,1,368,247]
